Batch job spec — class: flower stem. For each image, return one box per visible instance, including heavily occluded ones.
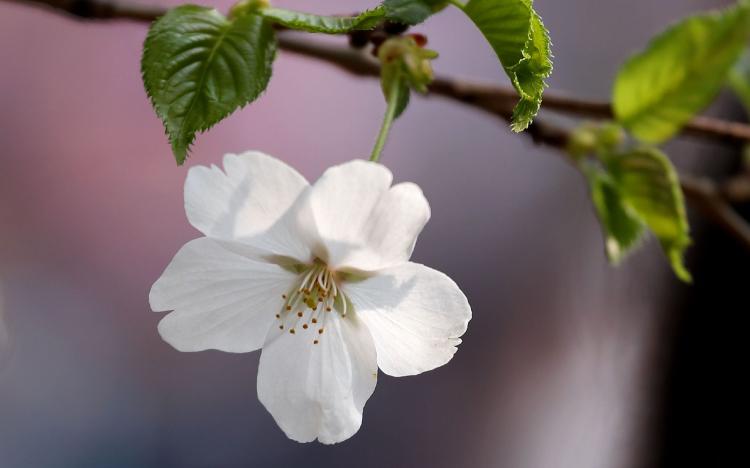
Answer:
[369,77,402,163]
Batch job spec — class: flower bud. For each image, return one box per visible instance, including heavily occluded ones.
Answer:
[377,36,438,94]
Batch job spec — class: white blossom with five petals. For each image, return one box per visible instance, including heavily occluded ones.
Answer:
[150,152,471,444]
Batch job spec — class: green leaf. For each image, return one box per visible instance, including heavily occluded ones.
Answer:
[383,0,447,25]
[260,6,385,33]
[142,5,276,164]
[459,0,552,131]
[609,148,692,282]
[393,82,411,119]
[728,49,750,116]
[586,168,646,264]
[568,122,627,160]
[380,63,411,119]
[613,1,750,143]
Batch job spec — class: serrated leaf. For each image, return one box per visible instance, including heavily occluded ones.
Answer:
[609,148,692,282]
[383,0,447,25]
[460,0,552,131]
[142,6,276,164]
[260,6,385,33]
[613,1,750,143]
[586,168,646,264]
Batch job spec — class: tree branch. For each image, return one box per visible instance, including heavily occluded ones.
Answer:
[5,0,163,21]
[11,0,750,145]
[681,175,750,249]
[4,0,750,251]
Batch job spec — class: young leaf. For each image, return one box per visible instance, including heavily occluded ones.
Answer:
[380,63,411,119]
[459,0,552,131]
[609,148,692,281]
[142,6,276,164]
[260,7,385,34]
[379,54,409,119]
[383,0,447,25]
[728,49,750,116]
[613,1,750,143]
[586,168,646,264]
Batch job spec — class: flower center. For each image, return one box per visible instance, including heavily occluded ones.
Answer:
[275,263,347,344]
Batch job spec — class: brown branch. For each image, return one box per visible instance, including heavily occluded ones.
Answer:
[681,175,750,249]
[5,0,163,21]
[4,0,750,250]
[722,174,750,202]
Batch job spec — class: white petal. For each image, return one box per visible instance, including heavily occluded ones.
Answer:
[150,237,298,353]
[303,160,430,271]
[185,151,308,240]
[344,262,471,377]
[257,313,378,444]
[241,186,318,265]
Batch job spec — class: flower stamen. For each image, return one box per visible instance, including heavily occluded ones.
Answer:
[276,263,350,344]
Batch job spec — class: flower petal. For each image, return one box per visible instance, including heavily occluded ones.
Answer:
[302,160,430,271]
[257,313,378,444]
[344,262,471,377]
[150,237,297,353]
[240,186,318,265]
[185,151,308,240]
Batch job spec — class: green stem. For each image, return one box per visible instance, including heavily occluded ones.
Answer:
[369,77,402,163]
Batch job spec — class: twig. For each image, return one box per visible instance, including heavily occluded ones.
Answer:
[681,175,750,249]
[4,0,750,250]
[5,0,164,21]
[722,174,750,202]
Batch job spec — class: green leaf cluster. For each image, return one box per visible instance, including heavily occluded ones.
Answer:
[613,0,750,143]
[580,136,692,282]
[142,0,559,163]
[457,0,552,131]
[143,3,399,164]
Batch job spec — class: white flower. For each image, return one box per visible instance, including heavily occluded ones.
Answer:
[150,152,471,444]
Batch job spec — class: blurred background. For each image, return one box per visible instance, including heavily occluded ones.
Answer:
[0,0,745,467]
